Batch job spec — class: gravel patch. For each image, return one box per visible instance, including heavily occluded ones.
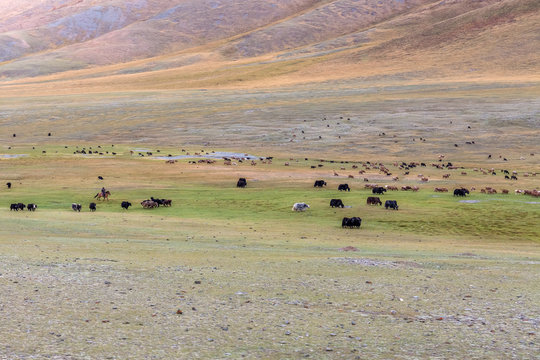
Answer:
[333,257,423,268]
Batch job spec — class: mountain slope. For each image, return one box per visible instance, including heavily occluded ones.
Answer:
[0,0,538,91]
[0,0,327,77]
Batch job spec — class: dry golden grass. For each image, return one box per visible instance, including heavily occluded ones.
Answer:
[1,0,538,94]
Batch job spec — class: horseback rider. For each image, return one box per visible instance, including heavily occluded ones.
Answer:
[101,187,106,197]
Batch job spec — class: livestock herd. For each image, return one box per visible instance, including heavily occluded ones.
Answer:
[69,197,171,211]
[10,197,170,213]
[10,203,36,211]
[294,179,402,227]
[141,198,172,208]
[290,170,537,228]
[4,154,538,232]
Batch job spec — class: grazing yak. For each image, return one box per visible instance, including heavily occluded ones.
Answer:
[313,180,327,187]
[453,188,469,197]
[162,199,172,207]
[366,197,382,205]
[6,182,11,189]
[237,178,247,188]
[342,217,361,228]
[72,203,82,212]
[330,199,344,208]
[148,197,171,207]
[338,184,350,191]
[89,202,97,212]
[27,203,37,211]
[10,203,25,211]
[292,203,310,211]
[141,200,158,209]
[372,187,387,195]
[121,201,132,210]
[385,200,399,210]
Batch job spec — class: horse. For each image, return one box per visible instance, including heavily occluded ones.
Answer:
[94,190,111,200]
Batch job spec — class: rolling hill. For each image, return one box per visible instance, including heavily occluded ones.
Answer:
[0,0,538,92]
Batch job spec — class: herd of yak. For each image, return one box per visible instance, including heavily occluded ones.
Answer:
[289,179,402,229]
[6,159,538,230]
[9,196,171,213]
[67,196,172,212]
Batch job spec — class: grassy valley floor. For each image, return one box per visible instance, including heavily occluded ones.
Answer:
[0,149,538,358]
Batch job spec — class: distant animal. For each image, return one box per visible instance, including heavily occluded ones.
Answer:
[366,197,382,205]
[338,184,350,191]
[10,203,23,211]
[372,187,386,195]
[330,199,344,208]
[94,190,111,200]
[342,217,361,228]
[141,200,158,209]
[72,203,82,212]
[385,200,399,210]
[89,202,96,212]
[453,188,469,197]
[162,199,172,207]
[314,180,327,187]
[237,178,247,188]
[98,176,104,180]
[511,175,518,180]
[434,187,448,192]
[6,182,11,189]
[121,201,132,210]
[27,203,37,211]
[292,203,310,211]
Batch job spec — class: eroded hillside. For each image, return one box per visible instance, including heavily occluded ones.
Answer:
[0,0,538,92]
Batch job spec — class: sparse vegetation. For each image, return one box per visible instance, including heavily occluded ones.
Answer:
[0,0,538,358]
[0,141,538,358]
